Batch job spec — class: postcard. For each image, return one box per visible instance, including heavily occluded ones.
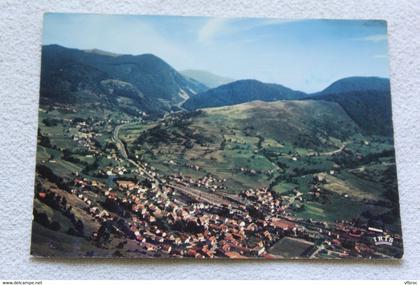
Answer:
[31,13,402,259]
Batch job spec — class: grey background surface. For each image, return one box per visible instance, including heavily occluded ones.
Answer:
[0,0,419,280]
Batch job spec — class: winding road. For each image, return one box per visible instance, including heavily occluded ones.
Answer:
[112,124,128,159]
[318,144,347,156]
[112,124,155,181]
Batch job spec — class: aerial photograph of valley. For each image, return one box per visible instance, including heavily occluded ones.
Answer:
[31,13,403,259]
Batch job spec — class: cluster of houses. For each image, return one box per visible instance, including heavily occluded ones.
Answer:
[241,188,284,215]
[71,121,102,154]
[233,167,276,177]
[37,158,401,259]
[73,170,334,258]
[167,173,227,192]
[100,181,288,258]
[308,174,328,199]
[61,173,301,257]
[237,167,258,176]
[71,178,113,222]
[182,162,201,171]
[105,165,128,177]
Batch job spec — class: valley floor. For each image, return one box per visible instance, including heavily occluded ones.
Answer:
[31,103,403,259]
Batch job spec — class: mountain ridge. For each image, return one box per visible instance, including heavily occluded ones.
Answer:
[40,44,207,116]
[313,76,390,96]
[182,79,308,110]
[309,77,393,136]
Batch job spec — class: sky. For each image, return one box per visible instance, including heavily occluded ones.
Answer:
[43,13,390,92]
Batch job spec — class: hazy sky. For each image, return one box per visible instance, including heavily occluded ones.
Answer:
[43,13,390,92]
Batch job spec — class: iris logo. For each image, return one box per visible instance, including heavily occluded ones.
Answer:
[372,235,394,246]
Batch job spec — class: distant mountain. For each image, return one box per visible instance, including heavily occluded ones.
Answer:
[40,45,207,116]
[83,48,120,57]
[311,77,393,136]
[313,76,390,96]
[183,79,307,110]
[181,69,234,88]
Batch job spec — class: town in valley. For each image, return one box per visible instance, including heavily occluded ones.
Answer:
[31,16,403,259]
